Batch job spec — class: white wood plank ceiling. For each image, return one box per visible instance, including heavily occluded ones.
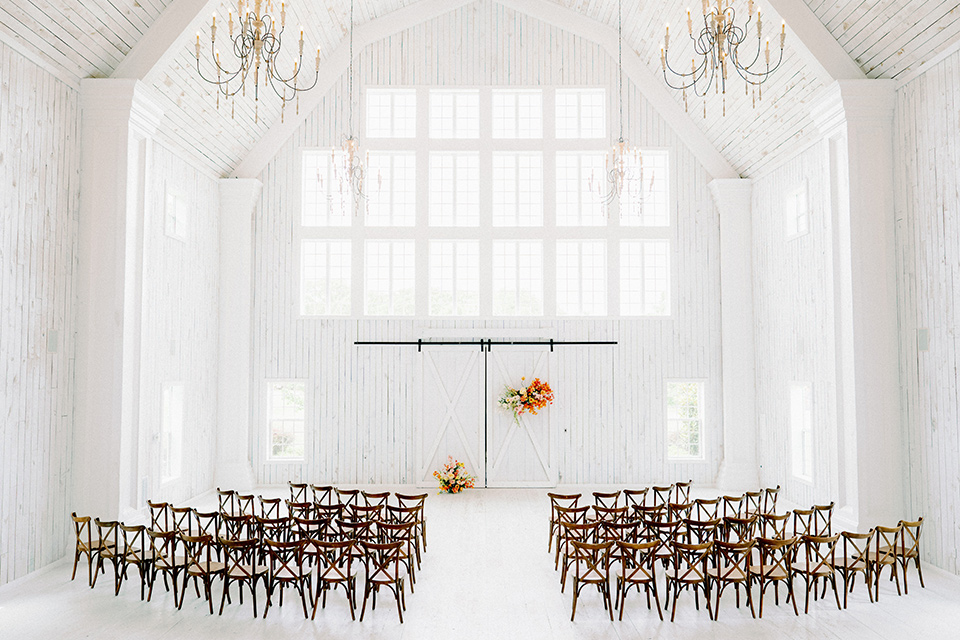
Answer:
[2,0,960,177]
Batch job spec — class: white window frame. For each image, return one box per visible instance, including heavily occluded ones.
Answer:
[556,240,607,316]
[620,239,672,317]
[790,382,814,482]
[265,380,307,462]
[160,382,185,484]
[299,239,352,317]
[164,188,188,241]
[364,240,416,316]
[785,179,810,240]
[665,379,706,462]
[365,88,417,138]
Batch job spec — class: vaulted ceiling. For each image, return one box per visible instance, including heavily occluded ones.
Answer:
[2,0,959,178]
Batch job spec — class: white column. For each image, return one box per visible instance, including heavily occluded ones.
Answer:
[74,79,163,518]
[710,179,760,491]
[811,79,903,528]
[214,179,262,490]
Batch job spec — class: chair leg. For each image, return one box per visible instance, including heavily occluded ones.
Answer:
[220,579,230,615]
[570,579,579,621]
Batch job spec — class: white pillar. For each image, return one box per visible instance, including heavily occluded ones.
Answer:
[74,79,163,519]
[214,179,262,490]
[811,80,903,528]
[710,179,760,491]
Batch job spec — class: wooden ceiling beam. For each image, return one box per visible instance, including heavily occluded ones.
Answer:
[111,0,213,81]
[764,0,865,83]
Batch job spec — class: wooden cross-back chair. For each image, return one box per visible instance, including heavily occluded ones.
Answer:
[558,521,599,592]
[309,539,358,620]
[146,528,186,607]
[869,524,903,601]
[256,516,292,552]
[721,495,745,519]
[117,523,153,600]
[293,515,329,544]
[634,503,666,524]
[651,485,674,507]
[833,530,875,608]
[217,488,237,516]
[748,536,799,617]
[362,491,391,508]
[792,508,815,538]
[263,538,311,619]
[896,518,924,593]
[791,534,842,614]
[336,488,360,508]
[385,504,424,567]
[743,491,763,516]
[360,540,407,623]
[667,501,693,523]
[192,510,221,556]
[762,485,781,514]
[285,500,314,520]
[259,497,283,519]
[71,513,113,587]
[592,491,621,509]
[91,518,121,592]
[170,506,194,535]
[643,518,683,569]
[692,498,720,521]
[347,503,383,523]
[673,480,693,504]
[665,541,714,622]
[553,505,592,570]
[615,539,662,621]
[394,493,428,551]
[236,494,256,516]
[288,481,309,503]
[311,485,336,506]
[147,501,171,532]
[219,537,266,617]
[547,493,581,554]
[178,533,225,614]
[622,488,648,510]
[812,502,835,536]
[338,519,377,566]
[683,518,721,545]
[723,514,758,543]
[378,520,419,591]
[708,540,756,620]
[221,513,255,541]
[758,511,792,540]
[592,505,628,524]
[597,519,640,571]
[569,540,615,621]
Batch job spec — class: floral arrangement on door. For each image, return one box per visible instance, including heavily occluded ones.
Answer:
[498,377,554,425]
[433,456,477,494]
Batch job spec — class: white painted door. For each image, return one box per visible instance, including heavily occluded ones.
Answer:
[416,347,485,487]
[486,348,557,487]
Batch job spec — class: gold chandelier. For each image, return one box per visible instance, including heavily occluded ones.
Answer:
[195,0,319,123]
[660,0,786,116]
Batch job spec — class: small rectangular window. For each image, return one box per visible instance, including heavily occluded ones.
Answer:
[365,240,415,316]
[366,88,416,138]
[302,151,350,227]
[621,240,671,316]
[790,382,814,481]
[492,152,543,227]
[366,152,416,226]
[429,152,480,226]
[492,90,543,138]
[267,381,306,460]
[620,149,670,227]
[429,89,480,139]
[557,241,607,316]
[556,89,605,138]
[556,152,606,226]
[666,381,704,460]
[429,240,480,316]
[301,240,352,316]
[160,382,184,482]
[785,181,809,240]
[165,190,188,241]
[492,240,543,316]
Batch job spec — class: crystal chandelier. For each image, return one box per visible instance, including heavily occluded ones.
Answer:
[194,0,319,123]
[660,0,786,116]
[332,0,367,213]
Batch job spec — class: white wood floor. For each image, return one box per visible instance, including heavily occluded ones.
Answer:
[1,486,958,639]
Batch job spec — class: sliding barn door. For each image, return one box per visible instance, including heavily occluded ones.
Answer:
[486,348,557,487]
[416,347,485,486]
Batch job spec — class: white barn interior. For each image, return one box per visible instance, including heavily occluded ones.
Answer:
[2,0,960,635]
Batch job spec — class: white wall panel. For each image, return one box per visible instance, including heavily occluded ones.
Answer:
[0,41,80,586]
[252,13,723,487]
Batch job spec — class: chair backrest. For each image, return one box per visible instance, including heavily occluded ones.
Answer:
[347,503,383,523]
[839,530,875,568]
[146,528,178,564]
[285,500,314,519]
[673,480,693,504]
[797,534,840,575]
[192,509,220,538]
[755,536,796,580]
[555,504,591,526]
[547,493,581,520]
[793,508,814,537]
[592,491,621,509]
[671,541,713,583]
[292,516,328,540]
[633,503,666,524]
[147,501,171,531]
[721,494,745,518]
[118,523,146,560]
[394,492,428,510]
[310,539,356,581]
[651,485,674,507]
[762,485,781,514]
[570,539,613,582]
[667,501,693,522]
[94,518,119,548]
[170,506,193,534]
[643,519,682,558]
[723,514,758,543]
[180,533,217,573]
[259,497,282,518]
[256,515,291,543]
[559,521,599,552]
[377,520,417,550]
[873,524,903,566]
[338,518,376,543]
[683,518,721,545]
[361,539,404,582]
[597,519,641,545]
[592,505,628,523]
[221,513,254,541]
[692,497,720,521]
[617,539,659,575]
[812,502,835,536]
[72,512,92,548]
[712,540,754,581]
[220,537,260,579]
[288,481,309,503]
[622,488,648,509]
[217,488,237,516]
[263,538,305,578]
[385,504,422,527]
[743,491,763,516]
[236,494,256,516]
[336,488,360,508]
[362,491,391,508]
[311,485,336,506]
[314,503,343,523]
[898,518,923,557]
[758,511,792,539]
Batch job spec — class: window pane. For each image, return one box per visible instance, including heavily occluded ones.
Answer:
[302,151,350,226]
[493,153,543,227]
[556,89,605,139]
[366,89,416,138]
[557,241,607,316]
[366,152,416,226]
[556,152,606,226]
[790,383,814,480]
[666,381,703,459]
[429,89,480,139]
[429,241,479,316]
[301,240,352,315]
[619,149,670,227]
[365,240,415,315]
[268,381,305,459]
[429,153,480,226]
[160,383,184,482]
[493,90,543,139]
[621,240,670,316]
[492,240,543,316]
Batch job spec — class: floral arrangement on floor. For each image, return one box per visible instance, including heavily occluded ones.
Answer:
[498,377,555,425]
[433,456,477,494]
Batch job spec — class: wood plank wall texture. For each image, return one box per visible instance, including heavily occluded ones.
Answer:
[252,8,724,488]
[895,49,960,575]
[0,41,80,585]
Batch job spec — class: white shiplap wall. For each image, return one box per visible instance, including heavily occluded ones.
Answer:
[252,7,723,486]
[136,143,221,506]
[751,143,841,509]
[0,41,81,585]
[895,49,960,575]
